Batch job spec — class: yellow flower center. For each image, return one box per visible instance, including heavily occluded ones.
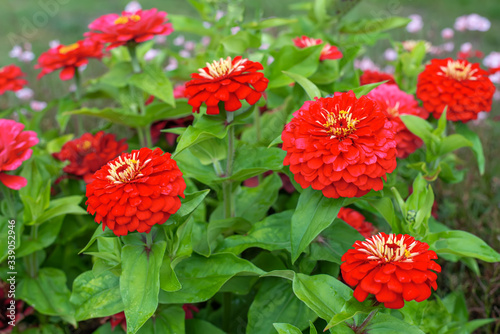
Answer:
[59,43,80,54]
[114,14,141,25]
[198,56,247,80]
[386,101,400,118]
[106,153,151,184]
[439,60,478,81]
[319,107,361,139]
[78,140,92,151]
[359,234,418,263]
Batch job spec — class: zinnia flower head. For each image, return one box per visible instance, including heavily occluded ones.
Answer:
[281,91,397,198]
[86,147,186,236]
[341,232,441,309]
[86,8,173,50]
[293,36,343,61]
[367,84,429,158]
[360,70,396,86]
[35,39,104,81]
[185,56,268,115]
[416,58,495,122]
[337,207,375,238]
[53,131,128,183]
[0,65,28,95]
[0,119,39,190]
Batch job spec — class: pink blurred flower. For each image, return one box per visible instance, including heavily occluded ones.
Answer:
[125,1,141,12]
[173,35,185,46]
[384,48,397,61]
[0,119,39,190]
[442,42,454,52]
[155,35,167,44]
[354,57,379,71]
[201,36,210,46]
[179,50,190,58]
[49,40,60,48]
[484,52,500,69]
[441,28,454,39]
[15,88,34,101]
[184,41,196,51]
[493,91,500,101]
[231,26,241,35]
[164,57,178,71]
[489,72,500,84]
[144,48,160,61]
[406,14,423,33]
[215,10,225,21]
[454,16,468,31]
[173,83,187,99]
[455,14,491,32]
[9,46,23,59]
[30,100,47,111]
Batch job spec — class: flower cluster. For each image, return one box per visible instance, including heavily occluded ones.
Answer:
[293,36,343,61]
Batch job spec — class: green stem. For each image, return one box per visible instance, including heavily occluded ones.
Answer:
[145,232,153,249]
[74,69,82,100]
[355,309,379,334]
[223,292,232,332]
[144,125,153,148]
[27,225,39,278]
[213,160,224,176]
[127,43,142,73]
[137,126,146,147]
[254,105,261,143]
[223,111,236,218]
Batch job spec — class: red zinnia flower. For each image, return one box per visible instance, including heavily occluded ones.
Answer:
[35,39,104,81]
[282,91,397,198]
[0,119,39,190]
[185,56,268,115]
[337,207,375,238]
[86,147,186,236]
[341,232,441,309]
[0,65,28,95]
[416,58,495,122]
[360,70,397,86]
[53,131,128,183]
[293,36,343,61]
[86,8,173,50]
[182,304,199,319]
[367,84,429,159]
[100,311,126,332]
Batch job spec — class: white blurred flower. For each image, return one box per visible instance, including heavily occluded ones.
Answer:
[384,48,397,61]
[483,52,500,69]
[354,57,379,71]
[202,22,212,29]
[30,100,47,111]
[454,15,468,31]
[489,72,500,84]
[69,84,76,92]
[460,42,472,53]
[155,35,167,44]
[442,42,455,52]
[19,51,35,63]
[15,88,34,101]
[494,91,500,101]
[383,65,395,74]
[441,28,454,39]
[259,43,270,50]
[9,45,23,59]
[78,64,87,72]
[164,58,178,71]
[49,40,60,48]
[472,111,489,125]
[402,40,432,53]
[179,50,190,58]
[406,14,423,33]
[184,41,196,51]
[231,26,240,35]
[173,35,185,46]
[267,56,274,65]
[201,36,211,46]
[215,10,225,21]
[466,14,490,31]
[144,49,160,61]
[125,1,141,13]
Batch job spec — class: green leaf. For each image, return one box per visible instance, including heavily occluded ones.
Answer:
[129,64,175,106]
[438,134,472,156]
[400,115,436,147]
[46,134,74,154]
[17,217,63,257]
[242,18,298,30]
[313,0,328,24]
[136,305,185,334]
[351,82,386,98]
[186,319,225,334]
[229,146,286,181]
[309,321,318,334]
[339,17,411,34]
[28,195,87,225]
[464,319,496,333]
[100,62,133,87]
[290,188,344,263]
[120,240,167,334]
[222,31,261,54]
[366,313,425,334]
[159,256,182,292]
[283,71,321,99]
[70,270,123,321]
[17,268,75,325]
[247,278,316,334]
[159,253,264,303]
[273,323,302,334]
[455,123,485,174]
[65,108,146,127]
[169,14,213,36]
[425,230,500,262]
[79,225,116,254]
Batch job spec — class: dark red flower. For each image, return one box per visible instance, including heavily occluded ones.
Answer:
[282,91,397,198]
[35,39,104,81]
[86,147,186,236]
[185,56,268,115]
[243,171,296,194]
[341,232,441,309]
[367,84,429,159]
[86,8,173,50]
[182,304,199,319]
[0,65,28,95]
[416,58,495,122]
[293,36,343,61]
[151,116,194,146]
[360,70,396,86]
[53,131,128,183]
[0,280,34,333]
[0,119,39,190]
[337,207,375,238]
[100,311,126,332]
[457,49,484,60]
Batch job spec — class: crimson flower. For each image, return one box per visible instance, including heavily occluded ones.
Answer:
[360,70,396,86]
[100,311,126,332]
[367,84,429,159]
[341,232,441,309]
[416,58,495,122]
[293,36,343,61]
[86,8,173,50]
[337,207,375,238]
[151,116,194,146]
[86,147,186,236]
[282,91,397,198]
[185,56,268,115]
[182,304,199,319]
[35,39,104,80]
[0,280,34,333]
[53,131,128,183]
[0,119,38,190]
[0,65,28,95]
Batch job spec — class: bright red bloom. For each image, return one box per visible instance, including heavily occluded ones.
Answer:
[182,304,199,319]
[282,91,397,198]
[367,84,429,159]
[86,147,186,236]
[53,131,128,183]
[185,56,268,115]
[293,36,343,61]
[86,8,173,50]
[100,311,126,332]
[0,280,34,333]
[35,39,104,81]
[337,207,375,238]
[360,70,396,86]
[0,119,39,190]
[416,58,495,122]
[341,232,441,309]
[0,65,28,95]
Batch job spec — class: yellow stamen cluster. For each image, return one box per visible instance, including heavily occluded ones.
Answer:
[59,43,80,54]
[359,234,419,263]
[319,107,361,139]
[78,140,92,151]
[198,56,247,80]
[106,153,150,184]
[114,14,141,25]
[439,60,478,81]
[386,101,400,118]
